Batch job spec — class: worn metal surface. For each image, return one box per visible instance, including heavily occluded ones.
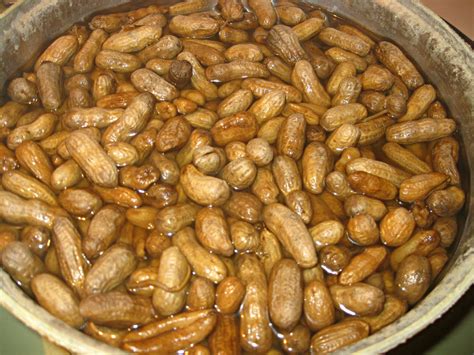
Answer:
[0,0,472,353]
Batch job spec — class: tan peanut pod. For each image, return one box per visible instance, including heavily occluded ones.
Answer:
[284,189,313,224]
[0,101,29,128]
[272,155,301,196]
[325,47,367,72]
[332,76,362,107]
[236,254,272,352]
[255,229,282,279]
[221,191,261,225]
[52,217,87,297]
[19,226,49,258]
[208,314,240,355]
[276,113,306,160]
[80,291,154,329]
[311,319,370,353]
[130,69,177,102]
[325,171,355,200]
[7,78,39,105]
[225,43,263,62]
[83,205,125,259]
[180,164,230,206]
[169,0,210,16]
[275,5,305,26]
[62,107,123,129]
[137,35,183,63]
[2,170,57,207]
[180,89,206,106]
[432,137,460,185]
[399,172,448,202]
[218,0,244,21]
[426,185,465,217]
[326,123,360,154]
[206,60,270,82]
[433,217,458,248]
[293,17,325,41]
[169,15,220,39]
[178,51,219,100]
[264,56,292,83]
[302,142,333,194]
[31,273,84,328]
[309,220,345,249]
[153,203,197,236]
[219,26,250,44]
[16,141,53,187]
[361,294,408,333]
[347,213,380,246]
[334,146,361,172]
[360,64,394,92]
[155,246,191,292]
[399,84,436,122]
[123,309,216,353]
[186,277,215,311]
[304,280,336,331]
[242,78,302,103]
[36,62,63,111]
[7,112,56,149]
[326,62,356,96]
[83,322,126,347]
[173,227,227,283]
[97,92,140,109]
[34,35,78,71]
[344,194,387,221]
[257,116,285,144]
[92,74,116,102]
[247,0,276,29]
[39,131,69,155]
[74,29,108,73]
[150,151,180,185]
[320,103,367,131]
[319,28,370,56]
[84,245,137,295]
[181,108,217,130]
[215,276,245,314]
[428,248,449,279]
[346,157,411,187]
[356,115,394,146]
[210,112,257,146]
[195,207,233,256]
[152,283,186,316]
[229,220,259,253]
[0,190,66,230]
[249,90,286,124]
[176,129,212,168]
[390,229,440,270]
[263,203,317,268]
[105,142,139,167]
[217,89,253,118]
[426,100,447,119]
[395,255,431,305]
[266,25,307,64]
[95,50,143,73]
[66,131,118,187]
[379,207,416,247]
[291,60,330,107]
[228,11,258,30]
[217,79,242,98]
[382,142,431,175]
[330,282,384,316]
[339,246,387,285]
[347,171,398,200]
[337,24,376,48]
[125,206,158,229]
[183,40,225,66]
[2,241,45,294]
[375,41,424,90]
[283,102,325,125]
[246,138,274,167]
[268,259,303,330]
[146,58,172,75]
[193,146,226,176]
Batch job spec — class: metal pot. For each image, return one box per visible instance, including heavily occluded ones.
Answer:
[0,0,472,353]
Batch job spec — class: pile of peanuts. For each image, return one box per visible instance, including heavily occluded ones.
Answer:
[0,0,466,353]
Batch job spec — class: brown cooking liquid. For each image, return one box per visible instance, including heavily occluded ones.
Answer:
[0,0,465,353]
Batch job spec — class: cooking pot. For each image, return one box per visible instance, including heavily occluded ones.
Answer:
[0,0,472,353]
